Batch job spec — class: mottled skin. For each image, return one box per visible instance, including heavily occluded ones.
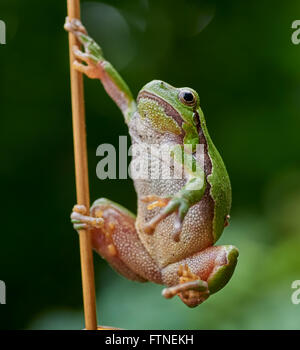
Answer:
[66,18,239,307]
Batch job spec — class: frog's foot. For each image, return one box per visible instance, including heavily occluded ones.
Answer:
[141,195,189,242]
[64,17,87,36]
[71,45,103,79]
[71,204,104,231]
[64,17,103,64]
[162,265,210,308]
[162,245,239,307]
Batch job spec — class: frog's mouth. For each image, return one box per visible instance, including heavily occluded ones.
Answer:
[137,90,183,127]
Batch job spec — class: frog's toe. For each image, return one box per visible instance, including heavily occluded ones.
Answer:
[142,220,157,235]
[70,211,86,231]
[143,210,170,235]
[70,205,104,231]
[162,264,210,307]
[64,17,87,35]
[141,195,170,208]
[178,283,210,308]
[166,198,189,241]
[162,280,210,308]
[172,218,182,242]
[142,197,189,240]
[70,210,83,223]
[72,204,87,215]
[73,45,99,65]
[71,212,88,232]
[73,223,88,231]
[73,60,101,79]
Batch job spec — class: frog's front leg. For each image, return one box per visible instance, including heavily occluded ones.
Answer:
[71,199,162,284]
[64,17,136,123]
[161,245,239,308]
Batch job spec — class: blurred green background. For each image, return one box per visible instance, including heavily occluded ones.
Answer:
[0,0,300,330]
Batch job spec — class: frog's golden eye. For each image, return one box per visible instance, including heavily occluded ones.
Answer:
[178,89,197,106]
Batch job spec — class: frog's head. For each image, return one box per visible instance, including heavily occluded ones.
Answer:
[137,80,201,144]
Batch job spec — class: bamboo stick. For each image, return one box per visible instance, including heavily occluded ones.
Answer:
[67,0,97,330]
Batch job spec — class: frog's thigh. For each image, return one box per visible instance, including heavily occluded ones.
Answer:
[162,245,239,294]
[90,198,162,284]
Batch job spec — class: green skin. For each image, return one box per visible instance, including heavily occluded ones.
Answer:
[66,18,238,307]
[136,80,231,242]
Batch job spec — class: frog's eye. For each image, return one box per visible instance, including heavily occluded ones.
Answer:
[178,89,197,106]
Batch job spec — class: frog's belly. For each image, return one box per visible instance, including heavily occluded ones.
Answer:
[135,177,215,268]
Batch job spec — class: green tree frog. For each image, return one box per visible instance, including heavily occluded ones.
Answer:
[66,18,238,308]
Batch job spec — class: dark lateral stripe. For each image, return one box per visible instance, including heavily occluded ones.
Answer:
[193,111,212,176]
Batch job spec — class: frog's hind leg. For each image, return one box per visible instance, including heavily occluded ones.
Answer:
[161,245,239,307]
[71,198,162,284]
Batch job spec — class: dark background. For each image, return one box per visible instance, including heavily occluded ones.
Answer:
[0,0,300,329]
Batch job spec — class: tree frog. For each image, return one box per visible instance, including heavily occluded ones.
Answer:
[66,18,238,308]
